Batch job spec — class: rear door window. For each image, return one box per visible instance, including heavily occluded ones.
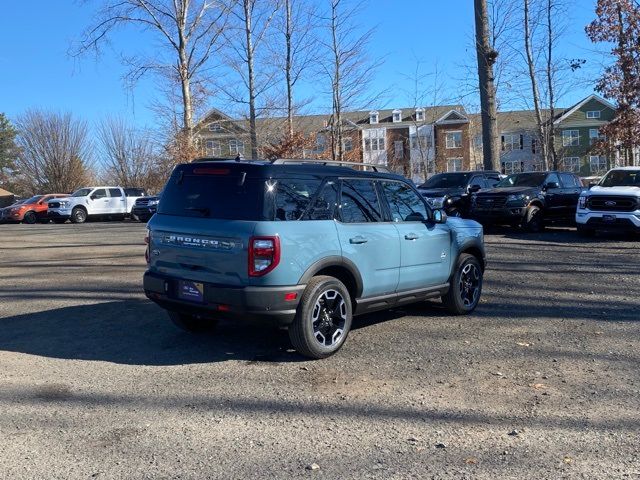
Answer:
[108,188,123,197]
[303,181,339,221]
[338,179,382,223]
[559,173,579,188]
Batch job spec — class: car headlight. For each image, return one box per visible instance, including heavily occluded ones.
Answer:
[578,196,587,209]
[426,196,446,209]
[507,193,529,202]
[148,199,159,206]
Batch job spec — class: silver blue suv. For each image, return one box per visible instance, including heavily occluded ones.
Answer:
[143,159,486,359]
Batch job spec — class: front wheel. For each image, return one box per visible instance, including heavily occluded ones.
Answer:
[23,211,37,224]
[441,253,483,315]
[168,311,218,333]
[289,276,352,359]
[522,205,544,232]
[71,207,87,224]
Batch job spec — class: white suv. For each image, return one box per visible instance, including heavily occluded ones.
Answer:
[576,167,640,235]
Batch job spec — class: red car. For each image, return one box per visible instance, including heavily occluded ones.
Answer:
[4,194,69,224]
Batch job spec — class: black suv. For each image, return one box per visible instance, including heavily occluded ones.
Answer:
[470,171,584,231]
[417,171,501,217]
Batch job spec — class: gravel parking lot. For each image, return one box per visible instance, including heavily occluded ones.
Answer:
[0,222,639,479]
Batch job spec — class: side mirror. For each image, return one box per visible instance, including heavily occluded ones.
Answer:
[468,184,482,193]
[90,195,97,200]
[544,182,560,190]
[433,209,447,224]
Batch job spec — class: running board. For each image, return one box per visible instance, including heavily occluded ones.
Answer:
[354,283,449,316]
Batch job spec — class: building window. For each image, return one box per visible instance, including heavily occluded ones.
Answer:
[208,122,222,132]
[205,140,221,156]
[562,130,580,147]
[445,131,462,149]
[474,135,483,148]
[369,111,379,124]
[531,138,537,154]
[447,158,463,172]
[589,155,607,174]
[229,139,244,155]
[501,134,522,151]
[342,137,353,152]
[392,110,402,123]
[589,128,606,145]
[562,156,581,173]
[586,110,601,119]
[410,132,432,149]
[314,134,326,153]
[364,137,385,152]
[415,108,424,122]
[502,160,522,175]
[394,141,404,160]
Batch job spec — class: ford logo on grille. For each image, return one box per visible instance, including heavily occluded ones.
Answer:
[604,200,617,206]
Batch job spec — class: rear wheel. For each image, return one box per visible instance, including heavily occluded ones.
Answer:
[441,253,483,315]
[71,207,87,224]
[289,275,352,359]
[23,211,37,224]
[522,205,544,232]
[168,311,218,333]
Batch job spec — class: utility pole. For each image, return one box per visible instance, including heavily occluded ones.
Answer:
[474,0,500,171]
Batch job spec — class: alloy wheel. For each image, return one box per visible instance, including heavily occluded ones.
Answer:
[312,289,347,347]
[459,263,480,307]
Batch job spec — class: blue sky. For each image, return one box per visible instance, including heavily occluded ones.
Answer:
[0,1,604,129]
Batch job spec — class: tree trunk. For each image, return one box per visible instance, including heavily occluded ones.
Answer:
[177,5,193,154]
[244,0,259,159]
[474,0,500,172]
[330,0,343,161]
[285,0,294,139]
[546,0,558,169]
[524,0,549,170]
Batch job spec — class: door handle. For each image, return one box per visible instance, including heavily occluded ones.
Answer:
[404,233,419,240]
[349,236,368,244]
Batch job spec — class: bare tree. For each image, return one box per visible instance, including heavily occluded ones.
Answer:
[474,0,501,171]
[75,0,231,152]
[97,116,164,191]
[221,0,280,159]
[14,110,93,194]
[319,0,381,161]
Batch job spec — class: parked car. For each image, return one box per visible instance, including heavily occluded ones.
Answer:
[576,167,640,236]
[0,199,27,223]
[47,186,145,224]
[469,171,584,232]
[417,171,501,217]
[143,158,486,359]
[132,195,160,222]
[0,194,69,224]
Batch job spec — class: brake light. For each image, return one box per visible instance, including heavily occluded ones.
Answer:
[248,236,280,276]
[193,168,230,175]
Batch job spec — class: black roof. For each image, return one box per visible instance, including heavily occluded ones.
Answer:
[184,158,407,181]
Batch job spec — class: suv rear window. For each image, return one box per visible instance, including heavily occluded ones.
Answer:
[159,170,267,220]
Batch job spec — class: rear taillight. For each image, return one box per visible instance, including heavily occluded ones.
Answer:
[249,236,280,277]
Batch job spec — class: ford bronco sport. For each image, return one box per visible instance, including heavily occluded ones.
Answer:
[143,159,486,359]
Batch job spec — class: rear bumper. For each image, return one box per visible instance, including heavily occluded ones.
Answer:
[143,271,305,325]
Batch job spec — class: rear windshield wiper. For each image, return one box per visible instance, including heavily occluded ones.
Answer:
[184,206,210,217]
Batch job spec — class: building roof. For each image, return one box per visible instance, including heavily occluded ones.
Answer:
[469,108,570,135]
[0,187,13,197]
[553,94,615,125]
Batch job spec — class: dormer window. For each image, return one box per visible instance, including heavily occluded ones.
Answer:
[415,108,425,122]
[369,111,379,124]
[392,109,402,123]
[586,110,601,119]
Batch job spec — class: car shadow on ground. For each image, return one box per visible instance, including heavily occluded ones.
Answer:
[485,225,639,245]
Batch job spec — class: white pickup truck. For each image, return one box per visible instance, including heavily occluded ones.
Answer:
[47,186,146,224]
[576,167,640,235]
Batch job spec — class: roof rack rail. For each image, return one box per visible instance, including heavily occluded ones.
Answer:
[192,157,263,163]
[271,158,389,173]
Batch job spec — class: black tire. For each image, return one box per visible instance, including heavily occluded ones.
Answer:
[23,211,37,224]
[441,253,483,315]
[71,207,87,224]
[522,205,544,232]
[576,224,595,237]
[52,219,67,224]
[168,311,218,333]
[289,275,353,359]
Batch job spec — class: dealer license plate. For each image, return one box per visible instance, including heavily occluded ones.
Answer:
[602,214,616,223]
[177,280,204,303]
